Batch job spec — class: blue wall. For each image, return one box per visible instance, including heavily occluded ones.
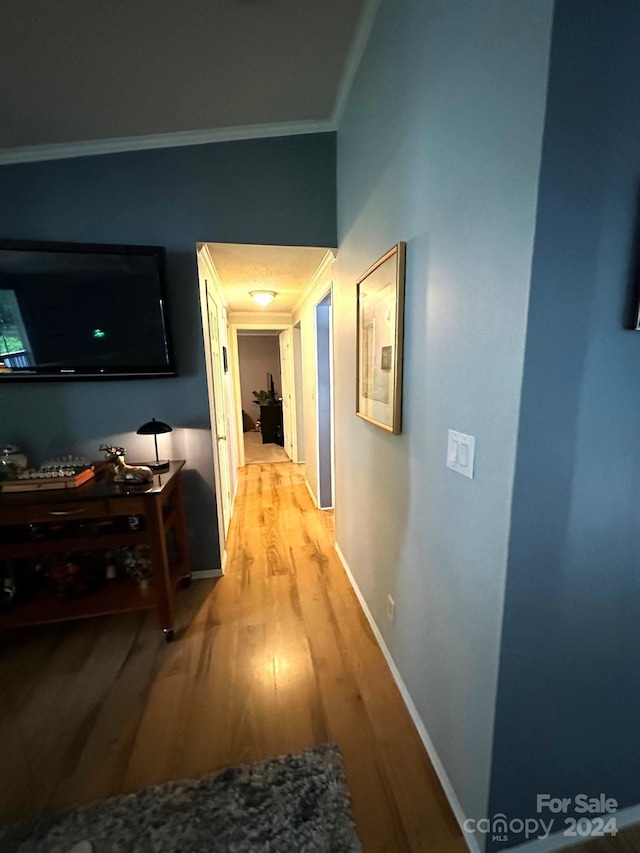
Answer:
[489,0,640,841]
[0,133,337,570]
[334,0,552,828]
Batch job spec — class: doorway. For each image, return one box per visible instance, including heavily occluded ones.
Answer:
[237,330,289,464]
[229,320,296,467]
[196,241,335,568]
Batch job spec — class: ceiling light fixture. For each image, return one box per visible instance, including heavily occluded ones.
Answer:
[250,290,277,307]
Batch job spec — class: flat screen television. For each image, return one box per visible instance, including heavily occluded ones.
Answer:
[0,240,175,380]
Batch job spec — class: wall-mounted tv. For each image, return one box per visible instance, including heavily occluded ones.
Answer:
[0,240,175,381]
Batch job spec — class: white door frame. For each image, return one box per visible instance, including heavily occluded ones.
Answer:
[278,328,295,462]
[197,245,241,572]
[229,322,298,468]
[314,286,335,509]
[197,260,234,569]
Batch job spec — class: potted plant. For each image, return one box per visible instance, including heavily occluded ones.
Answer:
[252,388,278,405]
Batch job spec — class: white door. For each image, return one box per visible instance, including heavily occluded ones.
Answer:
[279,329,295,461]
[206,283,233,540]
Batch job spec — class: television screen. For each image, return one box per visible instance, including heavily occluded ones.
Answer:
[0,240,175,380]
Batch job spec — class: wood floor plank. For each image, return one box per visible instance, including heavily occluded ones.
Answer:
[0,461,463,852]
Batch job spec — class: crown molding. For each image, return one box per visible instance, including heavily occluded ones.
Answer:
[236,329,281,336]
[331,0,382,128]
[0,118,336,166]
[228,313,292,327]
[0,0,380,167]
[291,249,336,316]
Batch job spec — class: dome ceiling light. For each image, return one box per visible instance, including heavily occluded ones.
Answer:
[250,290,277,307]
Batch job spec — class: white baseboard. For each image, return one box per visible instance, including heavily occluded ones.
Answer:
[192,569,223,578]
[333,541,480,853]
[304,478,318,507]
[612,803,640,835]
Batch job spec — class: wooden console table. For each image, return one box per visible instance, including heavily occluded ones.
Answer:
[0,461,191,641]
[258,402,284,445]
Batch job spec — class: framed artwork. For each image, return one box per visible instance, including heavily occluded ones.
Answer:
[356,242,406,433]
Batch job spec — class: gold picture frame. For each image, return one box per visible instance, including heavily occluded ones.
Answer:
[356,242,406,434]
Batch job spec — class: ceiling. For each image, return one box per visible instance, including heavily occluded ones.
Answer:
[0,0,369,156]
[204,243,331,315]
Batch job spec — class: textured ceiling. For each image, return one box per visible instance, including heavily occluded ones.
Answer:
[0,0,366,151]
[205,243,331,314]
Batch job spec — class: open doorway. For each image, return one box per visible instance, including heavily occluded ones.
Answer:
[237,330,289,464]
[196,241,335,567]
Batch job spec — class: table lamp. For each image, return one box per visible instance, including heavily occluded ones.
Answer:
[136,418,172,471]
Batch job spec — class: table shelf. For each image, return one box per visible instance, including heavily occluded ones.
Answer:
[0,579,156,629]
[0,461,191,640]
[0,530,149,559]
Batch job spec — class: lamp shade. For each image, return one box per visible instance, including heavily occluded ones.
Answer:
[136,418,172,436]
[136,418,172,470]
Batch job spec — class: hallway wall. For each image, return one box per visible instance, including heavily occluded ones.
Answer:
[333,0,553,829]
[315,294,332,509]
[489,0,640,839]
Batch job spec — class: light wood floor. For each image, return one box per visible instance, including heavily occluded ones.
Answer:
[0,462,463,852]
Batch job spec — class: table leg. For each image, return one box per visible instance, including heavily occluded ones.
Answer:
[172,472,192,582]
[146,494,174,636]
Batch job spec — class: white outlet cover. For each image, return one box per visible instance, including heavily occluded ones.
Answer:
[386,594,395,622]
[447,430,475,479]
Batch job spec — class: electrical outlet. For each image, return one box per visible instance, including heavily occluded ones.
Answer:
[386,594,395,623]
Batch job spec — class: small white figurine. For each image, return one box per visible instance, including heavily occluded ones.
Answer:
[99,445,153,484]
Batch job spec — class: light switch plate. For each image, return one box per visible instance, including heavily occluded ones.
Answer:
[447,430,475,479]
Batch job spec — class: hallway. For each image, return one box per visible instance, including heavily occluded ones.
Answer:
[0,462,463,852]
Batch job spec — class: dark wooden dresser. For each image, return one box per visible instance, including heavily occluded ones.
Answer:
[0,461,190,641]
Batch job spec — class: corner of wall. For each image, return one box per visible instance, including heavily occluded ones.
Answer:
[333,540,482,853]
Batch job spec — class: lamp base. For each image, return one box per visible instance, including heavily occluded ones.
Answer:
[141,460,171,472]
